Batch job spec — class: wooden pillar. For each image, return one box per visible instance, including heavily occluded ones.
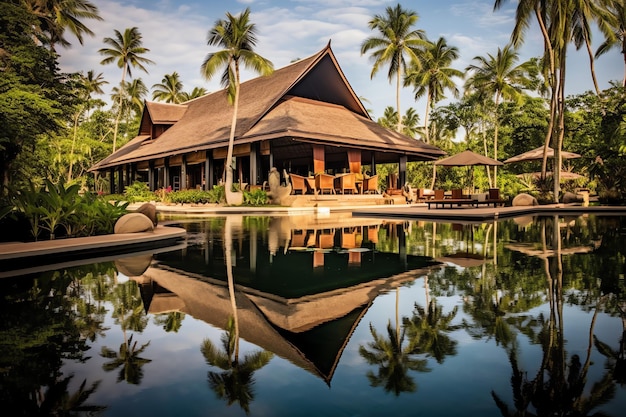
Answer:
[148,160,155,191]
[250,143,258,185]
[204,154,213,191]
[313,144,325,174]
[399,155,407,187]
[164,158,170,189]
[370,154,377,175]
[181,156,187,190]
[117,166,124,194]
[348,149,361,173]
[109,168,115,194]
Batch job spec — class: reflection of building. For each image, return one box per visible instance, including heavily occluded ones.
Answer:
[133,263,435,385]
[134,216,440,384]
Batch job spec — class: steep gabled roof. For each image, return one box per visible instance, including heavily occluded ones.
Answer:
[145,101,187,124]
[91,42,442,171]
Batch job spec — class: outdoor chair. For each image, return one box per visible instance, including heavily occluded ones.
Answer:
[451,189,464,199]
[289,173,310,195]
[315,173,335,194]
[434,189,445,200]
[334,173,357,194]
[362,175,379,194]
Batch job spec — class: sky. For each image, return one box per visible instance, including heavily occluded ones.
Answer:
[57,0,623,122]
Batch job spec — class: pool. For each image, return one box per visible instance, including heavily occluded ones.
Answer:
[1,213,625,416]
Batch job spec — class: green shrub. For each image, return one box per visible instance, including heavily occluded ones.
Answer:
[6,181,129,241]
[124,181,156,203]
[243,188,268,206]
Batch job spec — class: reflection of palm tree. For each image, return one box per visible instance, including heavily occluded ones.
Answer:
[153,311,185,333]
[403,300,459,364]
[492,216,616,416]
[101,334,151,385]
[359,321,430,396]
[200,216,274,414]
[594,302,626,385]
[201,317,273,414]
[35,374,105,416]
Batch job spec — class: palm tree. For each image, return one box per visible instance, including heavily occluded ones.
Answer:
[401,107,421,138]
[465,44,534,188]
[99,27,154,152]
[152,71,185,103]
[23,0,102,52]
[200,8,273,205]
[83,70,108,116]
[361,3,427,133]
[595,0,626,87]
[404,37,463,143]
[180,86,208,102]
[111,78,148,144]
[572,0,604,95]
[377,105,399,129]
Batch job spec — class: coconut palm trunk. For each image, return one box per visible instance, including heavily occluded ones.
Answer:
[224,62,244,205]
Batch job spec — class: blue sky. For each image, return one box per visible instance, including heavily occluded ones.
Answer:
[58,0,623,121]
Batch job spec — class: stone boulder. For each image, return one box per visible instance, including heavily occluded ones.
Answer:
[135,202,158,226]
[561,191,583,204]
[512,193,539,206]
[114,213,155,234]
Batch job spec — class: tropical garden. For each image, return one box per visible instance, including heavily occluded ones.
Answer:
[1,0,626,241]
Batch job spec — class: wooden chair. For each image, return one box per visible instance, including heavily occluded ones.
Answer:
[434,189,445,200]
[334,173,357,194]
[315,173,335,194]
[362,175,379,194]
[488,188,500,200]
[288,173,310,195]
[451,189,463,199]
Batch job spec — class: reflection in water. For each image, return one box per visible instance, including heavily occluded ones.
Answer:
[2,214,626,416]
[492,216,617,416]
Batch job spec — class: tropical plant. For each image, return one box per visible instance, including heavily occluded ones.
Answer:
[99,27,154,152]
[404,37,463,143]
[200,8,274,205]
[23,0,102,52]
[180,86,208,102]
[361,3,427,133]
[152,71,185,103]
[595,0,626,87]
[465,44,535,188]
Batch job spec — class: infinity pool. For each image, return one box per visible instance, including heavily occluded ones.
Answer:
[1,213,625,416]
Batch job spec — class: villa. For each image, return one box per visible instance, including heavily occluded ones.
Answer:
[90,41,445,195]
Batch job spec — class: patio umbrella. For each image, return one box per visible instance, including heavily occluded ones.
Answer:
[433,150,503,190]
[434,149,503,167]
[516,171,583,180]
[504,146,580,164]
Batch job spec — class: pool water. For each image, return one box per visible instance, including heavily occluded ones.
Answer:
[1,213,625,417]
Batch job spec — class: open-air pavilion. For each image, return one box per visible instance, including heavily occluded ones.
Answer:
[90,42,445,195]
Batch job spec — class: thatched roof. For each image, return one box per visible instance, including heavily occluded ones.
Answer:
[91,42,444,172]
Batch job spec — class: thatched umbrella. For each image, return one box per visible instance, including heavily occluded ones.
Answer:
[504,146,580,164]
[433,150,503,190]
